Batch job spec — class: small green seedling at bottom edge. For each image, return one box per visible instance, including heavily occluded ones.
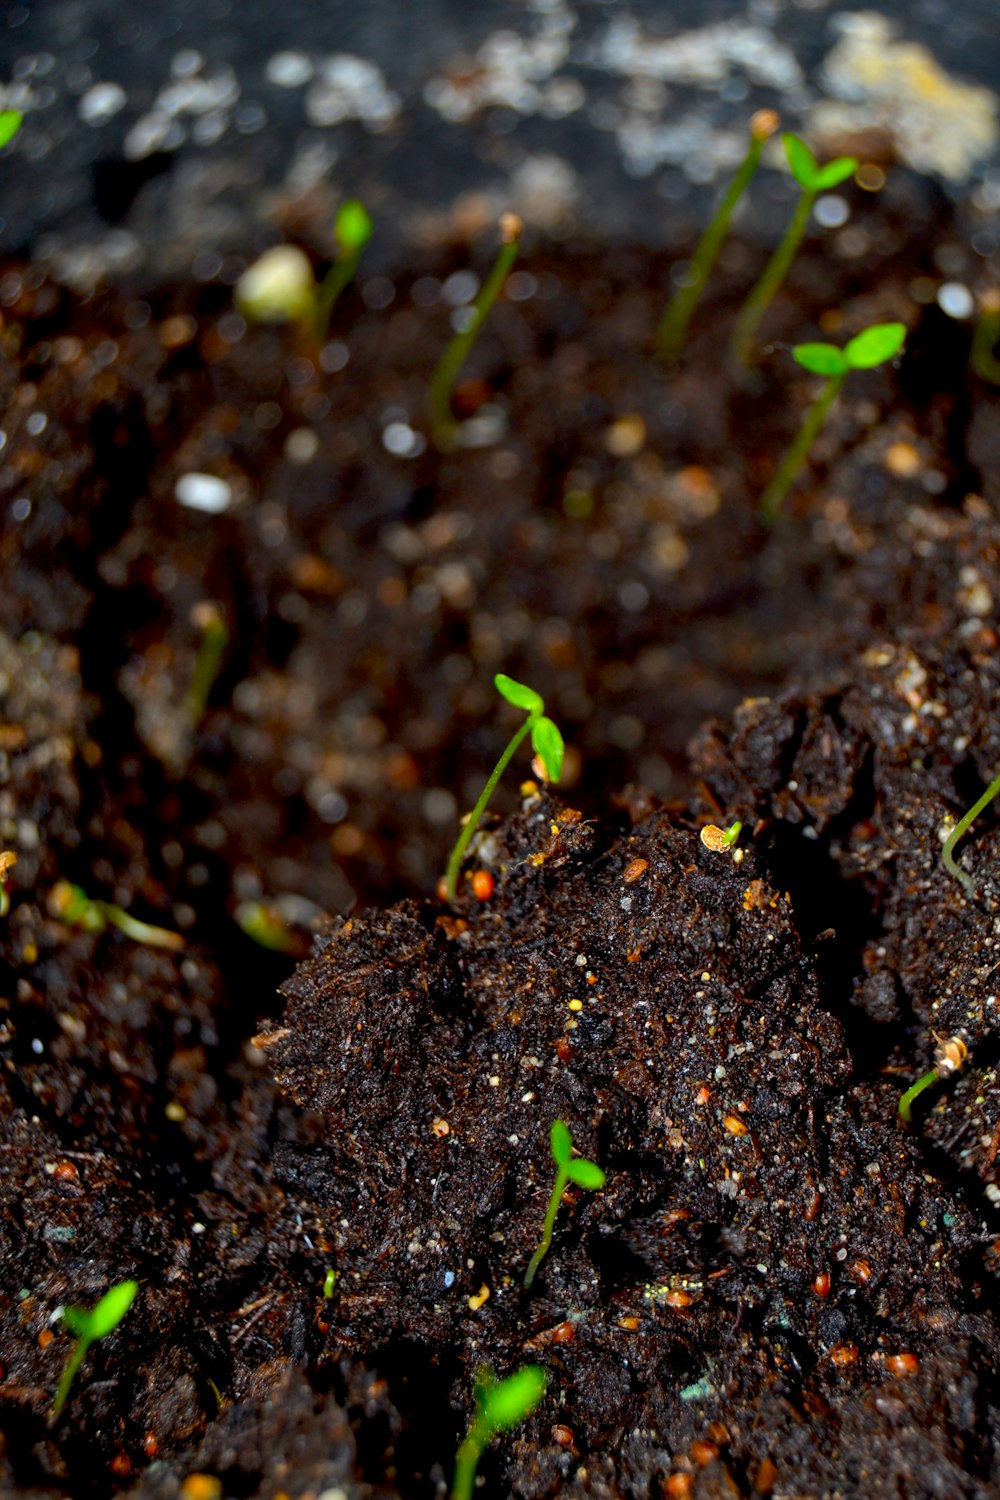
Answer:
[429,213,522,451]
[760,321,907,522]
[942,769,1000,898]
[443,672,564,907]
[49,880,184,951]
[898,1035,968,1125]
[50,1280,138,1421]
[523,1118,606,1290]
[452,1364,547,1500]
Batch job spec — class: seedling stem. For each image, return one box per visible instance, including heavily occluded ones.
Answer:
[523,1118,606,1289]
[452,1365,547,1500]
[314,199,374,342]
[50,881,183,951]
[429,215,522,451]
[942,769,1000,897]
[971,290,1000,386]
[187,601,228,729]
[51,1280,138,1421]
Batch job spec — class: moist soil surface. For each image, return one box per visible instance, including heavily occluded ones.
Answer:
[2,174,1000,1499]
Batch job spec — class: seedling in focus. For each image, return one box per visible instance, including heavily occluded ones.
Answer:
[731,134,858,368]
[429,214,522,451]
[700,820,742,852]
[942,768,1000,897]
[760,321,906,521]
[237,198,373,342]
[657,109,779,360]
[51,1279,138,1421]
[452,1364,547,1500]
[49,881,184,951]
[443,673,563,906]
[898,1034,968,1125]
[523,1118,606,1289]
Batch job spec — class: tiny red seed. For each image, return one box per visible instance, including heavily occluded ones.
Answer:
[885,1352,919,1375]
[812,1271,831,1298]
[471,870,495,901]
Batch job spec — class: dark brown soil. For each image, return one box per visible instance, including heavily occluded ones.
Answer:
[2,174,1000,1499]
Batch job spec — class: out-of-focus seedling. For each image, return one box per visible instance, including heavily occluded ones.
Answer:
[656,109,779,360]
[452,1364,547,1500]
[50,1280,138,1421]
[235,898,307,956]
[898,1035,968,1125]
[942,769,1000,897]
[443,673,563,906]
[731,134,858,367]
[523,1118,606,1289]
[322,1267,338,1299]
[971,289,1000,385]
[0,850,16,918]
[236,199,372,341]
[0,112,22,149]
[429,214,522,451]
[760,321,906,521]
[49,881,184,951]
[186,601,229,730]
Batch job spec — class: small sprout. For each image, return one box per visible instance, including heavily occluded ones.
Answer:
[49,881,183,951]
[452,1364,547,1500]
[314,198,374,342]
[898,1035,968,1125]
[656,109,779,360]
[235,899,304,955]
[0,111,22,149]
[942,768,1000,898]
[428,214,522,451]
[700,820,742,852]
[731,133,859,367]
[0,849,16,918]
[51,1280,138,1421]
[760,321,906,521]
[236,198,372,341]
[442,673,564,907]
[187,601,229,730]
[322,1267,337,1299]
[971,289,1000,385]
[523,1118,606,1290]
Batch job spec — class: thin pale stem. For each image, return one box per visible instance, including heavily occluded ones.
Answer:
[523,1164,568,1289]
[444,716,535,905]
[656,134,766,360]
[51,1338,87,1421]
[452,1419,488,1500]
[731,188,815,368]
[102,904,184,951]
[187,617,228,729]
[942,769,1000,897]
[898,1067,941,1125]
[760,371,845,522]
[429,236,520,450]
[314,250,364,343]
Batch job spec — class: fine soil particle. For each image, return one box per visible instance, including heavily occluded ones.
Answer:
[2,176,1000,1498]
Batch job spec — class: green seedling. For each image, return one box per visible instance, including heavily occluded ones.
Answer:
[236,198,373,341]
[731,134,858,367]
[523,1118,606,1289]
[452,1364,547,1500]
[49,880,184,951]
[657,109,779,360]
[323,1267,338,1298]
[429,213,522,451]
[187,601,229,730]
[0,111,22,149]
[235,899,305,955]
[942,769,1000,897]
[0,850,15,918]
[700,819,742,852]
[443,673,563,906]
[898,1035,967,1125]
[51,1280,138,1421]
[971,289,1000,386]
[760,321,906,522]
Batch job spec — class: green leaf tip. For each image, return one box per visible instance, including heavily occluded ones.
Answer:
[335,199,373,254]
[813,156,858,190]
[494,674,544,714]
[531,716,564,784]
[783,133,818,187]
[566,1158,607,1191]
[793,342,849,377]
[844,321,907,369]
[550,1118,572,1165]
[66,1280,138,1341]
[481,1365,547,1433]
[0,111,23,149]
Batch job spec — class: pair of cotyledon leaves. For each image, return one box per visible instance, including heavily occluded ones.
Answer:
[494,673,565,785]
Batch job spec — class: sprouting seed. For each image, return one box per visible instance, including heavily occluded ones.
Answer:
[760,321,906,521]
[452,1364,547,1500]
[49,881,184,951]
[322,1267,338,1299]
[523,1118,606,1289]
[898,1035,968,1125]
[656,109,779,360]
[442,673,564,907]
[187,601,229,730]
[50,1280,138,1421]
[428,214,522,451]
[971,289,1000,386]
[942,769,1000,897]
[235,899,304,955]
[236,198,372,340]
[700,820,742,852]
[314,198,374,342]
[731,134,859,368]
[0,112,22,150]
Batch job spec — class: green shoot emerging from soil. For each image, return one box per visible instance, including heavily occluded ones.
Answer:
[731,134,858,368]
[898,1035,968,1125]
[315,198,374,341]
[523,1118,606,1289]
[0,111,22,149]
[429,214,522,451]
[656,109,779,360]
[971,289,1000,386]
[760,321,907,522]
[443,673,563,906]
[49,881,184,951]
[942,769,1000,897]
[323,1267,338,1298]
[452,1364,547,1500]
[187,601,228,729]
[236,199,372,340]
[51,1280,138,1421]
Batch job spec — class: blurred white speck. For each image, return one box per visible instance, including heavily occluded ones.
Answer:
[319,340,349,373]
[424,788,457,824]
[285,427,319,463]
[619,580,650,613]
[937,282,974,319]
[175,473,233,514]
[26,411,47,435]
[450,306,477,334]
[266,51,314,88]
[442,270,480,306]
[382,422,426,458]
[78,82,127,125]
[12,497,30,521]
[171,49,204,80]
[814,194,850,228]
[306,54,400,131]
